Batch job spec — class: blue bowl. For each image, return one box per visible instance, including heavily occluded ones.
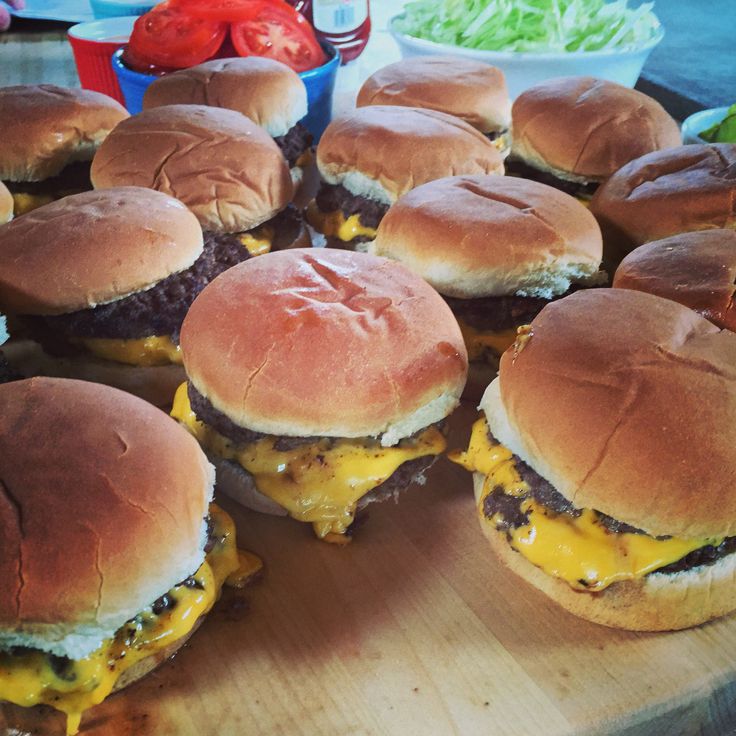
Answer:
[90,0,159,19]
[111,43,340,140]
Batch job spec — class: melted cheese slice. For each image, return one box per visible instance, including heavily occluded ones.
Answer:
[0,505,252,735]
[171,382,446,539]
[451,417,720,592]
[306,203,377,242]
[456,320,518,361]
[237,225,274,256]
[78,335,182,366]
[12,192,55,215]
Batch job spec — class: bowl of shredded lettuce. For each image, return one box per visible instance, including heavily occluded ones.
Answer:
[390,0,664,98]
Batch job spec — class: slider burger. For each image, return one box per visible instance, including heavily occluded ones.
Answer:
[614,229,736,330]
[507,76,681,203]
[370,175,604,394]
[590,143,736,270]
[171,248,468,543]
[451,288,736,631]
[0,182,12,224]
[0,377,253,734]
[91,104,309,255]
[356,56,511,156]
[307,105,504,250]
[142,57,313,187]
[0,186,251,407]
[0,84,127,217]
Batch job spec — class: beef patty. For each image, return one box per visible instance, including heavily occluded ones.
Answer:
[445,294,551,333]
[0,351,21,384]
[314,182,390,231]
[273,122,313,168]
[504,157,600,199]
[4,160,93,196]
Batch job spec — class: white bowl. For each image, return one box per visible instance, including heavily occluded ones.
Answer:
[681,107,730,144]
[389,15,664,99]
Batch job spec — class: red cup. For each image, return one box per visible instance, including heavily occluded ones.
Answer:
[68,18,137,105]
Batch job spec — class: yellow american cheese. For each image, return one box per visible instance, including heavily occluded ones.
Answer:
[0,504,252,735]
[237,225,274,256]
[171,382,446,539]
[451,417,720,592]
[78,335,182,366]
[306,203,377,242]
[456,320,518,361]
[12,192,55,215]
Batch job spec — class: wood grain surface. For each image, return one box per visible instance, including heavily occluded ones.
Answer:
[3,405,736,736]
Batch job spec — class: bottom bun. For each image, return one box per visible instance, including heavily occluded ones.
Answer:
[473,475,736,631]
[2,339,185,408]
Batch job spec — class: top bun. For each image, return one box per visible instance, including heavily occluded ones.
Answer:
[356,56,510,135]
[371,174,602,299]
[614,229,736,332]
[511,76,681,183]
[91,104,293,233]
[0,187,203,315]
[482,288,736,539]
[181,249,468,444]
[142,57,308,138]
[0,85,128,182]
[590,143,736,266]
[0,182,12,224]
[316,105,505,205]
[0,377,214,659]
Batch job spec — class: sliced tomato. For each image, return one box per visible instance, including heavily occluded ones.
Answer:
[171,0,282,22]
[126,2,227,70]
[230,2,327,73]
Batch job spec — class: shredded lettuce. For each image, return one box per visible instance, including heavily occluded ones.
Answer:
[394,0,661,52]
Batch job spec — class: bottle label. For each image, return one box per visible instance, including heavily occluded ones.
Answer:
[312,0,368,33]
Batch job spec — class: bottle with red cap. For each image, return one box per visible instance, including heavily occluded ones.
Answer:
[290,0,371,63]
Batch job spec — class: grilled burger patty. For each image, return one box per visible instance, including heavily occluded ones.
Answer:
[483,430,736,576]
[4,160,93,196]
[444,294,551,333]
[504,157,599,199]
[0,352,21,384]
[314,183,390,231]
[273,122,313,168]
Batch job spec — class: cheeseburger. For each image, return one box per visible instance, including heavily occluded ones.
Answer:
[371,175,604,393]
[507,76,681,202]
[172,249,468,543]
[0,377,253,734]
[307,105,504,250]
[357,56,511,156]
[614,229,736,330]
[91,104,309,254]
[590,143,736,269]
[142,57,314,186]
[0,85,127,216]
[452,288,736,631]
[0,187,251,406]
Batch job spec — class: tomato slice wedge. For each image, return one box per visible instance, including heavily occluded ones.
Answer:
[125,2,227,70]
[229,2,327,73]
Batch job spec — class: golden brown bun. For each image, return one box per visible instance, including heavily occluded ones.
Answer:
[143,57,308,138]
[483,288,736,539]
[0,377,214,659]
[511,76,681,183]
[356,57,510,135]
[316,105,505,205]
[370,175,603,298]
[181,249,468,442]
[590,143,736,269]
[1,338,185,408]
[473,475,736,631]
[613,229,736,332]
[0,187,203,315]
[91,104,293,233]
[0,182,12,224]
[0,85,127,182]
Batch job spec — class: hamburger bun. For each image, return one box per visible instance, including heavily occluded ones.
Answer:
[91,104,293,233]
[0,85,128,182]
[180,248,468,442]
[0,181,12,224]
[590,143,736,268]
[316,105,505,205]
[142,57,308,138]
[356,57,510,136]
[371,174,603,299]
[0,187,203,315]
[613,229,736,332]
[511,76,681,184]
[0,377,214,659]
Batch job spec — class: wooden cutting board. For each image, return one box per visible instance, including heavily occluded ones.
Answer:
[3,404,736,736]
